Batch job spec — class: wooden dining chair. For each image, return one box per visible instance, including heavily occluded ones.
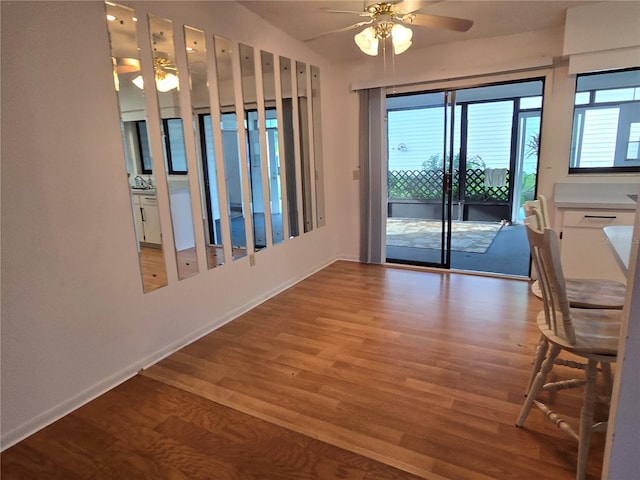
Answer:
[522,196,624,394]
[524,195,626,310]
[516,220,621,480]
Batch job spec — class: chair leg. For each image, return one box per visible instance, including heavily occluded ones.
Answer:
[526,334,548,395]
[517,343,561,427]
[576,359,598,480]
[600,362,613,397]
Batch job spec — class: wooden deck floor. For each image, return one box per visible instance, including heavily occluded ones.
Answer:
[1,261,609,479]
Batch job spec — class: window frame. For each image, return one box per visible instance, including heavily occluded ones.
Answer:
[569,67,640,175]
[162,117,189,175]
[134,120,153,174]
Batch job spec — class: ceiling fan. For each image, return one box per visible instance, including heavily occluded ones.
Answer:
[307,1,474,56]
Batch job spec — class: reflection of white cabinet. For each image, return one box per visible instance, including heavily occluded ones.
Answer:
[559,209,635,282]
[132,192,161,245]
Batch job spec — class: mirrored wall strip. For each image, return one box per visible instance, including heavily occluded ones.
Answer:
[303,61,319,231]
[289,58,305,237]
[239,43,268,253]
[279,56,299,240]
[232,39,256,257]
[174,23,208,276]
[105,2,169,293]
[139,13,179,284]
[184,25,228,270]
[252,47,275,250]
[213,35,248,261]
[205,32,233,266]
[257,50,279,247]
[148,14,199,281]
[270,53,290,245]
[311,66,326,228]
[296,61,313,234]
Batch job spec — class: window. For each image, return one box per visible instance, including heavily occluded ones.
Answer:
[162,118,188,174]
[570,68,640,173]
[135,120,153,174]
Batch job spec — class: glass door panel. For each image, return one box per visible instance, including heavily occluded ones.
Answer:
[385,91,455,268]
[385,79,542,276]
[513,110,541,221]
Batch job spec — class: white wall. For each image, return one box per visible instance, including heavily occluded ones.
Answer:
[0,0,344,448]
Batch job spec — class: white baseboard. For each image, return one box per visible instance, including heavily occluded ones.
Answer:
[1,256,337,451]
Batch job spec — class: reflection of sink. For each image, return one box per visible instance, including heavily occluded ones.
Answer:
[628,194,638,202]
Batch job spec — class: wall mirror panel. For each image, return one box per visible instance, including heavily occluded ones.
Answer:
[279,56,300,238]
[105,2,168,293]
[214,35,247,260]
[239,43,267,251]
[261,51,285,245]
[184,25,226,269]
[311,65,326,228]
[148,14,199,280]
[296,61,313,233]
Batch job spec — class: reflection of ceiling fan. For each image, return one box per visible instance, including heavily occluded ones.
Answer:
[308,1,473,56]
[133,57,179,92]
[112,56,179,92]
[113,57,141,74]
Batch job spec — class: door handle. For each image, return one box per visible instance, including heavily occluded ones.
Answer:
[443,172,452,193]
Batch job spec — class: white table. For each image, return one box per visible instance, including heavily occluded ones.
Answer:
[603,225,634,274]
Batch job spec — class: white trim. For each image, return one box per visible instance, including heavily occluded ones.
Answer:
[569,47,640,75]
[351,57,553,92]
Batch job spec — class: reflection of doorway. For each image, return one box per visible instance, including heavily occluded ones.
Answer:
[386,79,543,277]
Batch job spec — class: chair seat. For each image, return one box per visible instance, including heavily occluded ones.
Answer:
[536,308,621,356]
[531,278,625,309]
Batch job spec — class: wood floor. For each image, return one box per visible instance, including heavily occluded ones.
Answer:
[1,261,610,479]
[139,245,168,293]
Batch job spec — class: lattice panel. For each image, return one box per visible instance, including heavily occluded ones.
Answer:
[388,169,506,202]
[464,169,509,201]
[388,170,444,200]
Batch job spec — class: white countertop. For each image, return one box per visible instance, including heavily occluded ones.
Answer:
[604,225,634,273]
[555,183,639,210]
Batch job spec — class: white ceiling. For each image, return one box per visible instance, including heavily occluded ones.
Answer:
[237,0,599,63]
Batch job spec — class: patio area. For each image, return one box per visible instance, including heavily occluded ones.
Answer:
[385,218,530,277]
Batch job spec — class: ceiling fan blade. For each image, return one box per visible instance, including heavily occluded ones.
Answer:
[322,9,372,16]
[405,13,473,32]
[304,20,373,42]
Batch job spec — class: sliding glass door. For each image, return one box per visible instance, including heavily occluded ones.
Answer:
[385,79,543,276]
[386,91,457,268]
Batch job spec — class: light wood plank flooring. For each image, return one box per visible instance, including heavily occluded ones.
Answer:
[139,246,168,293]
[1,261,610,479]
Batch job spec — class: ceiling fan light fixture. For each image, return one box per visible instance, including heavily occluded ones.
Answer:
[131,57,179,92]
[391,23,412,55]
[354,26,379,56]
[155,71,179,92]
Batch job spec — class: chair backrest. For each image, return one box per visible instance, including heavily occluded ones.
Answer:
[523,194,550,229]
[524,218,576,344]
